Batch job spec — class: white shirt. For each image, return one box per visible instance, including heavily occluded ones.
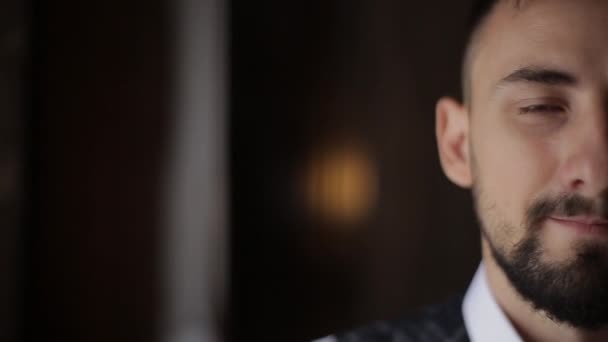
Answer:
[462,263,522,342]
[314,262,522,342]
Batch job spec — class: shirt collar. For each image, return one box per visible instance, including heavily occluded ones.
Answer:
[462,262,522,342]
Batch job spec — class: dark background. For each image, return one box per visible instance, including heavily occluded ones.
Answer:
[5,0,478,341]
[23,0,171,341]
[1,0,25,340]
[230,1,478,341]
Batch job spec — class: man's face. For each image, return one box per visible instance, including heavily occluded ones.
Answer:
[469,0,608,328]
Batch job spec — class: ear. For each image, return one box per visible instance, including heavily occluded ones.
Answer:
[435,97,472,188]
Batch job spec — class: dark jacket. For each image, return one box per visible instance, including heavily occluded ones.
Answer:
[334,296,470,342]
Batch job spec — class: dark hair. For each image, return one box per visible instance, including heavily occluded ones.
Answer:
[461,0,501,104]
[462,0,525,103]
[467,0,500,37]
[467,0,527,42]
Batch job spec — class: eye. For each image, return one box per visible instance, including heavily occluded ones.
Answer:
[518,104,566,115]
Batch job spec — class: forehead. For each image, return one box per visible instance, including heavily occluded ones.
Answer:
[471,0,608,100]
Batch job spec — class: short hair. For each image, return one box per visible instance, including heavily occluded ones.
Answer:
[462,0,525,105]
[467,0,501,38]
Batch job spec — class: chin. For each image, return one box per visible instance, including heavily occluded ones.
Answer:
[492,234,608,329]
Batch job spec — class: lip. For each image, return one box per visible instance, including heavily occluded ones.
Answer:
[548,216,608,236]
[551,215,608,225]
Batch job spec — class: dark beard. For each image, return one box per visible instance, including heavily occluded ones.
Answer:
[480,193,608,329]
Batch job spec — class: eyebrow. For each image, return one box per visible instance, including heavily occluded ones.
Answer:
[498,67,577,87]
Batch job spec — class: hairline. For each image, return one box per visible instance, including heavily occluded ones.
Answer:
[462,0,528,109]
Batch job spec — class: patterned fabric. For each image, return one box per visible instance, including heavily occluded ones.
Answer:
[334,296,470,342]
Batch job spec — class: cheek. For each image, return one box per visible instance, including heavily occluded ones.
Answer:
[472,114,558,242]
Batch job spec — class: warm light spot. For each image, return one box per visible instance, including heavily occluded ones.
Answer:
[304,144,378,225]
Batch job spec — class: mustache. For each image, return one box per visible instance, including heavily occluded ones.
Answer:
[526,193,608,227]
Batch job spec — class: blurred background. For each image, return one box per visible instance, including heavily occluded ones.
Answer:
[2,0,479,341]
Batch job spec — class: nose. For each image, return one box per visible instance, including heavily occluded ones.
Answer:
[560,112,608,197]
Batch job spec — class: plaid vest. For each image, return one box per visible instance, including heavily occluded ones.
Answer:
[334,295,470,342]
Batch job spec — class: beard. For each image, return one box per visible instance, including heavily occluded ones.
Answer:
[476,191,608,330]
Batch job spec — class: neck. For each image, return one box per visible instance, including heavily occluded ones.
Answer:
[481,239,608,342]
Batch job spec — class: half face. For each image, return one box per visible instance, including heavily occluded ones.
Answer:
[438,0,608,328]
[470,0,608,267]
